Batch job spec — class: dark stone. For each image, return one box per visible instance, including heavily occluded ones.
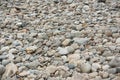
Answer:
[98,0,106,3]
[116,67,120,73]
[68,64,75,69]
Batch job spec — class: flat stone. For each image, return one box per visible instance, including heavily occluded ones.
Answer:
[46,65,57,75]
[19,71,30,77]
[25,60,40,69]
[2,60,10,66]
[73,37,90,45]
[57,47,69,55]
[107,68,117,74]
[12,40,23,46]
[66,0,74,4]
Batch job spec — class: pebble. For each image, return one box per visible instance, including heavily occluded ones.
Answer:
[109,56,120,67]
[66,0,74,4]
[89,72,98,78]
[2,60,10,66]
[105,29,112,37]
[68,53,80,62]
[62,39,71,46]
[80,62,91,73]
[67,63,75,69]
[25,60,40,69]
[8,48,18,54]
[91,63,101,72]
[101,72,109,78]
[46,65,57,75]
[116,67,120,73]
[0,0,119,79]
[116,38,120,44]
[2,62,17,80]
[102,65,110,71]
[0,55,7,60]
[12,40,23,46]
[67,46,75,53]
[19,71,30,77]
[47,50,56,57]
[73,37,90,45]
[26,46,38,54]
[0,65,5,75]
[57,47,69,55]
[0,46,10,52]
[107,68,117,74]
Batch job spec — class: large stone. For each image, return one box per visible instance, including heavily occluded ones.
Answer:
[2,62,18,80]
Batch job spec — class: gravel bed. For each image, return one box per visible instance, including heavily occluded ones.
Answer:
[0,0,120,80]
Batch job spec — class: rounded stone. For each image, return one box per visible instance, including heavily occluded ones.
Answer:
[104,29,112,37]
[80,62,91,73]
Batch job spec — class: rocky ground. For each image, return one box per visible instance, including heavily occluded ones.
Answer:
[0,0,120,80]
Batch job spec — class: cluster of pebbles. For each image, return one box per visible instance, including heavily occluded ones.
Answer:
[0,0,120,80]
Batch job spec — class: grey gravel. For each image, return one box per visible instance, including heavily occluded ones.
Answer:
[0,0,120,80]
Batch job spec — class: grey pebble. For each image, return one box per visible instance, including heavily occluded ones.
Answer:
[0,65,5,75]
[2,60,10,66]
